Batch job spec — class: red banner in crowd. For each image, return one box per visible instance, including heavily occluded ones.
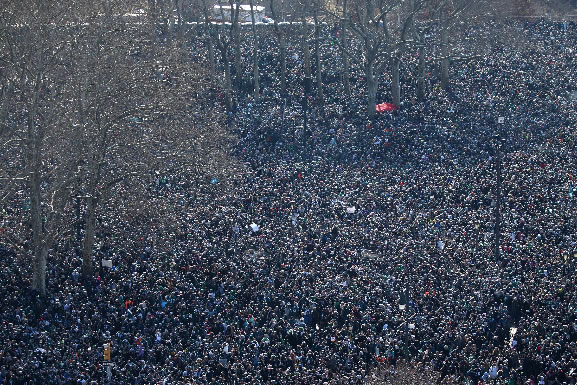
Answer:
[376,103,399,112]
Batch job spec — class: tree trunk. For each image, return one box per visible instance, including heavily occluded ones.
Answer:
[81,146,100,282]
[252,44,260,102]
[158,0,170,41]
[367,63,378,117]
[341,0,350,97]
[231,2,242,90]
[233,24,241,89]
[391,56,401,107]
[270,0,287,96]
[279,33,287,96]
[223,57,233,111]
[313,8,323,105]
[32,246,48,297]
[76,70,94,281]
[28,71,47,296]
[206,34,216,79]
[175,0,183,31]
[213,0,233,111]
[30,166,46,296]
[167,0,175,38]
[176,0,186,39]
[417,44,425,101]
[81,196,96,279]
[0,80,13,127]
[200,0,216,80]
[302,16,311,80]
[148,0,158,41]
[249,0,260,101]
[440,7,450,90]
[300,13,312,151]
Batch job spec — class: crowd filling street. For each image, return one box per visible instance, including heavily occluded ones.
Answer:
[1,17,577,385]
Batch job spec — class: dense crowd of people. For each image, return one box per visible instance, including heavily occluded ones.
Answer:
[1,17,577,385]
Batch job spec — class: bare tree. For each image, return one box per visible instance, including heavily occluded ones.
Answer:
[175,0,185,32]
[270,0,288,96]
[340,0,352,97]
[0,1,79,296]
[412,10,427,101]
[197,0,217,79]
[0,0,237,295]
[313,0,325,104]
[229,0,243,90]
[66,0,157,279]
[73,1,236,280]
[249,0,260,100]
[202,0,234,111]
[151,0,180,40]
[301,4,313,86]
[347,0,386,116]
[339,0,420,115]
[391,0,424,106]
[429,0,483,90]
[0,70,13,127]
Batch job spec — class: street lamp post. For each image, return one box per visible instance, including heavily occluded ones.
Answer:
[399,284,410,359]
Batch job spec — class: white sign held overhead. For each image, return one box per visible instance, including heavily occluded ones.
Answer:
[250,223,259,232]
[102,259,113,268]
[437,240,445,251]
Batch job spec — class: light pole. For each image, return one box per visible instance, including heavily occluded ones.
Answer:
[103,339,112,384]
[399,285,410,359]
